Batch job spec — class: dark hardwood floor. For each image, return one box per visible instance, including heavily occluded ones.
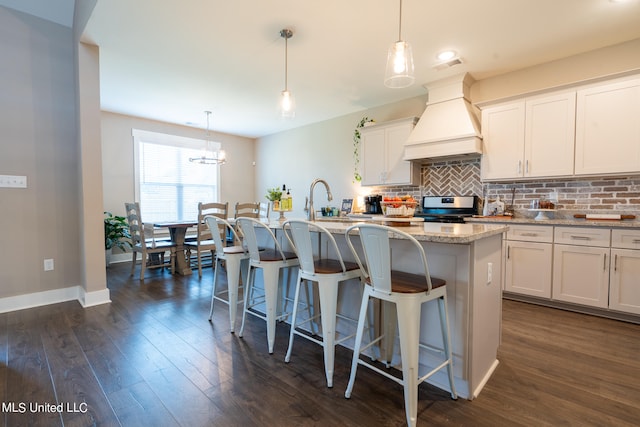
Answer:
[0,262,638,426]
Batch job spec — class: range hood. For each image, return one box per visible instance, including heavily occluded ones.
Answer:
[404,73,483,161]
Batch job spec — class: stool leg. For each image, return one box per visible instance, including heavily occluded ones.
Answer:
[225,255,242,333]
[438,293,458,399]
[396,298,421,427]
[317,277,339,388]
[345,287,372,399]
[238,264,255,339]
[263,264,281,354]
[383,300,397,367]
[285,271,304,363]
[209,257,220,321]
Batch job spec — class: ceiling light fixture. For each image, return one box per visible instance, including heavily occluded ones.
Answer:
[279,28,295,118]
[384,0,414,88]
[189,111,226,165]
[437,50,457,61]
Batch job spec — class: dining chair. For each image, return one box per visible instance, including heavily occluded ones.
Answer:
[185,202,228,278]
[344,223,457,427]
[204,215,250,333]
[282,219,364,387]
[236,217,299,354]
[234,202,261,219]
[259,201,271,221]
[124,202,177,281]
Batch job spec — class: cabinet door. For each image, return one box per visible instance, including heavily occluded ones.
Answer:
[481,102,525,180]
[609,249,640,315]
[505,241,552,298]
[360,128,386,186]
[525,92,576,177]
[575,78,640,175]
[384,122,417,185]
[552,244,609,308]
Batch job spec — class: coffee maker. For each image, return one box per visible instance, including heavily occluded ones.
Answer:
[364,195,382,214]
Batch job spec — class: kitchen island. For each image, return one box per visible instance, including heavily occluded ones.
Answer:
[263,219,508,399]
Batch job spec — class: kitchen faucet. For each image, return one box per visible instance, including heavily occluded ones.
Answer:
[305,178,333,221]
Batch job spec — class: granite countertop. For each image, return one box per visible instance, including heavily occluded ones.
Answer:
[269,217,508,244]
[466,216,640,229]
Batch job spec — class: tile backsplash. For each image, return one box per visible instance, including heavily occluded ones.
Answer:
[373,157,640,218]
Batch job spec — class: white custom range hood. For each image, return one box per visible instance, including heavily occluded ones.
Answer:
[404,73,483,161]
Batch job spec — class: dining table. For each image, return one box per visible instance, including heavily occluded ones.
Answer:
[153,220,198,275]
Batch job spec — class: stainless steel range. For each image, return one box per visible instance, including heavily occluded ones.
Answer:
[414,196,478,223]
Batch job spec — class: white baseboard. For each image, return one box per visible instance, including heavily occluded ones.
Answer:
[79,287,111,307]
[0,286,110,313]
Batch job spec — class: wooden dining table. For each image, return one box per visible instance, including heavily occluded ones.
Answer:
[153,220,197,275]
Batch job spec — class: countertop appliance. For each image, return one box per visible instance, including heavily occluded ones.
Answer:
[364,195,382,214]
[414,195,478,223]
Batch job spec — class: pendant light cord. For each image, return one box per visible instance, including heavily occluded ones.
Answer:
[398,0,403,41]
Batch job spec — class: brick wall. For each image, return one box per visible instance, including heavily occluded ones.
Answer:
[371,157,640,218]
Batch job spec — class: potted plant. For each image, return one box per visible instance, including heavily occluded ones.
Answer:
[104,211,131,267]
[353,117,375,182]
[265,187,283,210]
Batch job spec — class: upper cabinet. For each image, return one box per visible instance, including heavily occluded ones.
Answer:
[481,91,576,181]
[575,77,640,176]
[480,73,640,182]
[361,117,419,186]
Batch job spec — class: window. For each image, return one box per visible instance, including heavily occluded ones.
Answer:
[132,129,220,223]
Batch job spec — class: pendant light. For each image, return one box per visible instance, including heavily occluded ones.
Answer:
[279,28,295,118]
[189,111,226,165]
[384,0,414,88]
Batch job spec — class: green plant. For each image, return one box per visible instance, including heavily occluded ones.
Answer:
[265,187,283,202]
[353,117,374,182]
[104,211,131,251]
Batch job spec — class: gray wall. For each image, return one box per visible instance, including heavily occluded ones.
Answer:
[0,9,81,298]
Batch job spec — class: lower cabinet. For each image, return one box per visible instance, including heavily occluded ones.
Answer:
[552,227,611,308]
[609,229,640,315]
[500,223,640,317]
[505,225,553,298]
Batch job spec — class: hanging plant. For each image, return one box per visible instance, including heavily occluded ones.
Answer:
[353,117,375,182]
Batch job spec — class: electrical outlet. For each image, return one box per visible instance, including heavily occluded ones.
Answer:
[487,262,493,284]
[44,259,54,271]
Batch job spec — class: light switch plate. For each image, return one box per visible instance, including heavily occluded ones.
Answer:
[0,175,27,188]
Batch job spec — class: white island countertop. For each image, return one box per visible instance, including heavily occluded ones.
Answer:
[274,218,508,244]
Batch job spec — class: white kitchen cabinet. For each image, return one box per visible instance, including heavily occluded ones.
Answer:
[575,77,640,176]
[505,224,553,298]
[552,227,611,308]
[360,117,419,186]
[609,229,640,315]
[481,91,575,180]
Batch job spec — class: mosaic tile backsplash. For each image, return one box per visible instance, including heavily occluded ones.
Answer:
[373,158,640,218]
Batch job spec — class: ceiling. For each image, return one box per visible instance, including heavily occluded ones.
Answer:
[3,1,640,138]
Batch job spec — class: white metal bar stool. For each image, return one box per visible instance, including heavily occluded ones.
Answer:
[282,220,364,388]
[344,223,457,427]
[237,217,299,354]
[204,216,249,333]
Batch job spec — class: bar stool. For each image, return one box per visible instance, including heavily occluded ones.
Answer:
[344,223,457,427]
[282,220,364,388]
[237,217,299,354]
[204,216,249,333]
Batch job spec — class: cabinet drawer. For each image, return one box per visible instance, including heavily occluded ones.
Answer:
[554,226,610,247]
[611,229,640,249]
[507,224,553,243]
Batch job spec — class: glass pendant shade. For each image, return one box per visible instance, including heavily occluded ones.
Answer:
[280,89,295,118]
[384,40,415,88]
